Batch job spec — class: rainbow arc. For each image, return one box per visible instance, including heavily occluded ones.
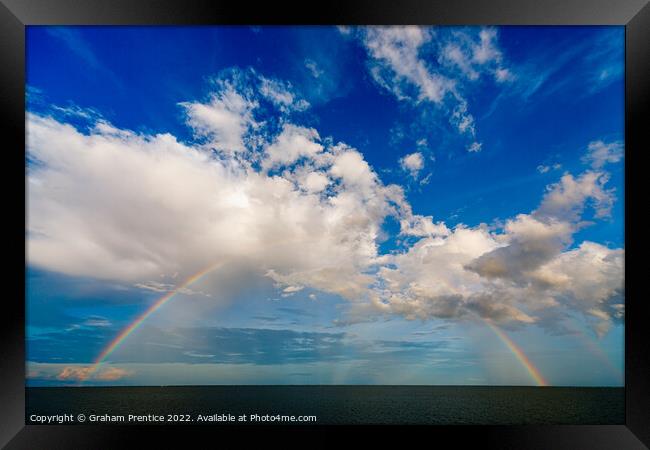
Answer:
[484,320,548,386]
[88,261,549,387]
[86,261,225,379]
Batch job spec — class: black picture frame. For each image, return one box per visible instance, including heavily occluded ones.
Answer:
[1,0,648,448]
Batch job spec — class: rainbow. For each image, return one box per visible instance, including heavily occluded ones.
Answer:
[484,320,548,386]
[85,261,225,380]
[87,260,550,387]
[569,320,623,382]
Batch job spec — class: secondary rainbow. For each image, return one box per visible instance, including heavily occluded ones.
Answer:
[86,261,225,379]
[484,320,548,386]
[567,319,623,382]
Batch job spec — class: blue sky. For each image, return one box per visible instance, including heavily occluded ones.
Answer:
[26,26,624,386]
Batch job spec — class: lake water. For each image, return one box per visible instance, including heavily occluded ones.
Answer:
[26,386,624,425]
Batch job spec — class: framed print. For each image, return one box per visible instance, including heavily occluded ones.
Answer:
[1,0,648,448]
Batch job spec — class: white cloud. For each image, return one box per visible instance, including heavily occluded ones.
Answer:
[133,281,207,297]
[133,281,177,293]
[82,316,112,328]
[374,167,622,332]
[336,26,352,36]
[51,103,102,120]
[282,285,304,293]
[473,29,502,65]
[466,170,616,285]
[495,68,513,82]
[540,243,624,337]
[304,59,324,78]
[450,100,476,136]
[301,171,330,193]
[440,28,512,84]
[262,124,323,170]
[441,44,479,80]
[27,80,411,306]
[281,285,304,297]
[399,215,450,238]
[537,163,561,174]
[374,226,506,321]
[467,142,482,153]
[259,76,310,112]
[399,152,425,178]
[363,26,451,104]
[179,80,257,154]
[536,171,615,221]
[26,74,623,337]
[368,143,622,332]
[329,146,378,193]
[582,140,623,169]
[359,26,513,150]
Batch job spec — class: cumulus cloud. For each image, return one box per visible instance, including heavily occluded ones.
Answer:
[356,137,622,333]
[26,71,623,337]
[179,79,257,154]
[530,242,624,336]
[399,215,450,238]
[536,170,615,221]
[262,124,323,169]
[377,166,621,333]
[399,152,424,178]
[467,169,619,286]
[329,146,381,195]
[582,140,624,169]
[375,185,622,333]
[301,171,330,193]
[27,76,413,305]
[27,109,392,294]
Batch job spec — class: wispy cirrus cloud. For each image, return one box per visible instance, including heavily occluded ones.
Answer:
[46,27,122,88]
[259,76,310,113]
[349,26,514,153]
[47,28,102,70]
[507,28,624,102]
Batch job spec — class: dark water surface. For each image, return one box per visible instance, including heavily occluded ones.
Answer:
[26,386,624,425]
